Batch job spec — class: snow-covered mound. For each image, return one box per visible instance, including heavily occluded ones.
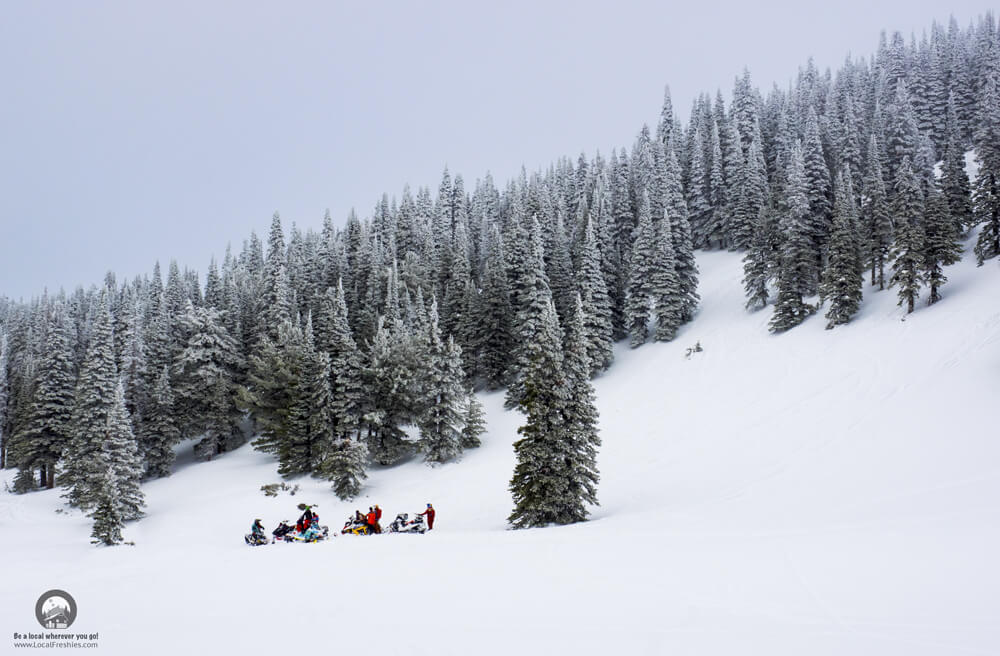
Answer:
[2,242,998,655]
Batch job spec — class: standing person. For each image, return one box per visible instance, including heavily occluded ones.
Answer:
[418,503,435,530]
[366,507,377,535]
[373,504,383,534]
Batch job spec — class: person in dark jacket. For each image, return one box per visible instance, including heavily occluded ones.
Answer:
[418,503,435,530]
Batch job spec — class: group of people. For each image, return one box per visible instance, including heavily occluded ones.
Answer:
[247,502,436,545]
[350,503,435,534]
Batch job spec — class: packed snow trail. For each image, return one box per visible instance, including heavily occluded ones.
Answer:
[2,242,999,655]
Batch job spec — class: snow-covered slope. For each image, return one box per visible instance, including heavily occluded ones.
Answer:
[3,241,998,656]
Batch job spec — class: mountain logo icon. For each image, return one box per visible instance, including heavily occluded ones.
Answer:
[35,590,77,630]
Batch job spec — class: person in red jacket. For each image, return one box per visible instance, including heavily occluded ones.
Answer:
[374,504,383,533]
[366,508,377,534]
[418,503,435,530]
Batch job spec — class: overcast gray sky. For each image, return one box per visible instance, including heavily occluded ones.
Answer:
[0,0,992,299]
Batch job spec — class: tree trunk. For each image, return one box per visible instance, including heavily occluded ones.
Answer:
[47,466,55,489]
[39,464,47,488]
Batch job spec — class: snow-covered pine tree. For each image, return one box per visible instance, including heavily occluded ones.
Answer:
[417,300,465,463]
[11,302,75,489]
[742,201,781,311]
[575,216,614,374]
[861,134,894,290]
[172,301,243,459]
[941,93,974,234]
[652,211,683,341]
[821,172,864,328]
[105,379,145,521]
[316,282,364,442]
[281,318,333,476]
[770,141,818,332]
[460,390,486,449]
[625,191,656,347]
[922,185,963,304]
[474,225,514,389]
[802,106,833,280]
[558,293,601,522]
[63,292,119,510]
[505,217,556,409]
[319,437,369,500]
[261,212,293,342]
[664,147,700,323]
[508,298,571,529]
[888,157,927,313]
[89,472,123,546]
[686,126,712,247]
[141,366,180,478]
[972,72,1000,264]
[0,332,9,470]
[363,317,413,465]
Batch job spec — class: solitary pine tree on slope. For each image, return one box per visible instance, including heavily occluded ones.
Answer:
[508,299,571,529]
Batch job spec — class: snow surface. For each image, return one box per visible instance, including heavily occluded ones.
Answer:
[3,240,999,655]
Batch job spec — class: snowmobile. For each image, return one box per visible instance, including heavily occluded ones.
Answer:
[273,518,329,543]
[341,515,373,536]
[272,520,296,542]
[245,531,269,546]
[386,512,427,534]
[282,523,330,543]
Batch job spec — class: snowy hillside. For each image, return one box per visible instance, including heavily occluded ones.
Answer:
[3,241,999,656]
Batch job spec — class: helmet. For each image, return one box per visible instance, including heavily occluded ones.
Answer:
[427,503,432,508]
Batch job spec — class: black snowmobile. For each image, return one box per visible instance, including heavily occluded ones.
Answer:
[386,512,427,534]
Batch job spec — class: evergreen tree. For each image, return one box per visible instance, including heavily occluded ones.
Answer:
[575,217,614,374]
[0,332,9,471]
[889,157,927,313]
[821,172,864,328]
[505,218,556,409]
[317,282,364,442]
[922,185,963,304]
[460,391,486,449]
[862,134,894,290]
[802,106,833,274]
[475,225,514,389]
[652,213,683,341]
[742,202,781,311]
[770,142,818,332]
[625,191,656,347]
[318,437,368,500]
[417,302,465,464]
[363,317,413,465]
[141,366,180,478]
[508,299,571,529]
[63,292,119,510]
[973,73,1000,264]
[664,148,700,323]
[89,473,123,546]
[941,93,974,234]
[11,303,75,488]
[105,379,145,521]
[261,212,292,341]
[559,294,601,521]
[172,301,243,459]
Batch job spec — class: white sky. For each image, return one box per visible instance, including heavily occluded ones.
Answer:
[0,0,992,299]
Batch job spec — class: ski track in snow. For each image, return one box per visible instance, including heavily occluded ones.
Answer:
[2,236,1000,655]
